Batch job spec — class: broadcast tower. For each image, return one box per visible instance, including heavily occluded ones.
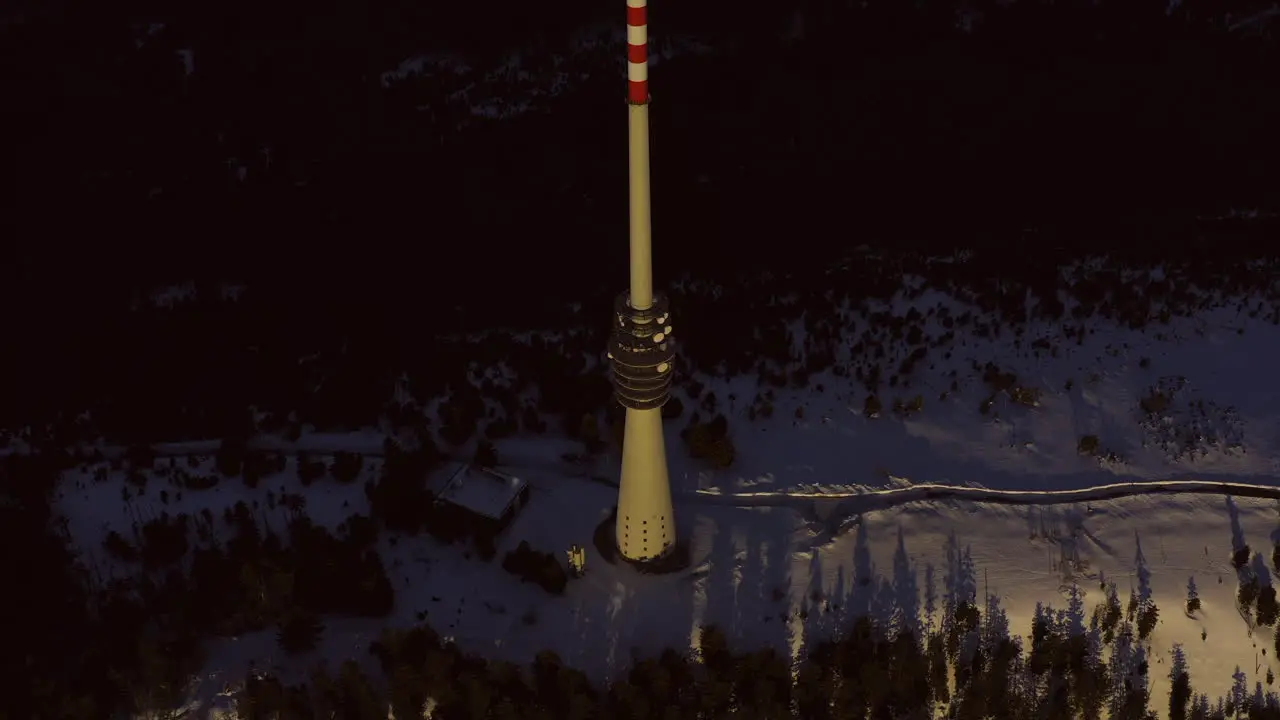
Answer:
[606,0,677,563]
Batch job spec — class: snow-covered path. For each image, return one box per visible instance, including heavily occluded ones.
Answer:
[691,478,1280,507]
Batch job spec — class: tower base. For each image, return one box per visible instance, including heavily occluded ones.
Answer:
[594,506,691,575]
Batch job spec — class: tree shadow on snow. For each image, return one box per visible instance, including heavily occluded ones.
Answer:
[849,517,876,622]
[923,562,939,633]
[701,516,740,641]
[800,548,829,656]
[1227,495,1247,557]
[943,530,978,618]
[829,564,848,639]
[800,542,854,653]
[1026,503,1113,585]
[802,519,919,649]
[1133,531,1152,606]
[688,510,796,663]
[1225,495,1255,587]
[731,523,764,638]
[566,571,622,677]
[733,514,792,657]
[1078,521,1116,560]
[891,525,921,639]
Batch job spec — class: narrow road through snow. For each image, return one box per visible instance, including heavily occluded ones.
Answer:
[689,479,1280,510]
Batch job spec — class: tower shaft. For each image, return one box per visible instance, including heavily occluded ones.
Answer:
[626,0,653,309]
[608,0,677,563]
[628,104,653,310]
[618,404,674,559]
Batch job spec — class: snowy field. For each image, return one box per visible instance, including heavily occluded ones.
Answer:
[31,271,1280,716]
[54,451,1280,717]
[658,283,1280,496]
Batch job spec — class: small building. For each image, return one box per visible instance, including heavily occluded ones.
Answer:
[429,462,531,534]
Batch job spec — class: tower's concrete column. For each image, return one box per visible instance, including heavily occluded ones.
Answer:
[607,0,677,563]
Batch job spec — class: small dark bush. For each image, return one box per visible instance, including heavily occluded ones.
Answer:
[103,530,137,562]
[863,395,882,418]
[474,440,498,468]
[682,414,735,468]
[1140,391,1170,415]
[277,610,324,656]
[330,452,364,484]
[661,395,684,420]
[215,438,246,477]
[502,540,568,595]
[297,453,327,486]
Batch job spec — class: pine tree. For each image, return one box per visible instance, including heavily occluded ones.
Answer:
[1240,575,1261,610]
[1257,585,1280,626]
[1137,601,1159,641]
[1189,693,1211,720]
[1070,607,1109,720]
[1186,576,1201,614]
[1109,623,1146,720]
[981,592,1012,656]
[1065,583,1085,638]
[1169,645,1191,720]
[1228,666,1248,717]
[1102,582,1123,642]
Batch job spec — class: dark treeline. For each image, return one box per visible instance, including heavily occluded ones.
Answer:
[2,2,1278,442]
[3,248,1274,455]
[4,0,1277,294]
[7,448,1280,719]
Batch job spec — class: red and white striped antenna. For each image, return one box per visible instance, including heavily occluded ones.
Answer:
[626,0,649,106]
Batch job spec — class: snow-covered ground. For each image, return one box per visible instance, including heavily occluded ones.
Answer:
[36,269,1280,716]
[77,268,1280,497]
[657,281,1280,497]
[54,449,1280,717]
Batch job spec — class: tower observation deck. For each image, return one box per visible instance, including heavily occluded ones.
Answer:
[609,291,675,411]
